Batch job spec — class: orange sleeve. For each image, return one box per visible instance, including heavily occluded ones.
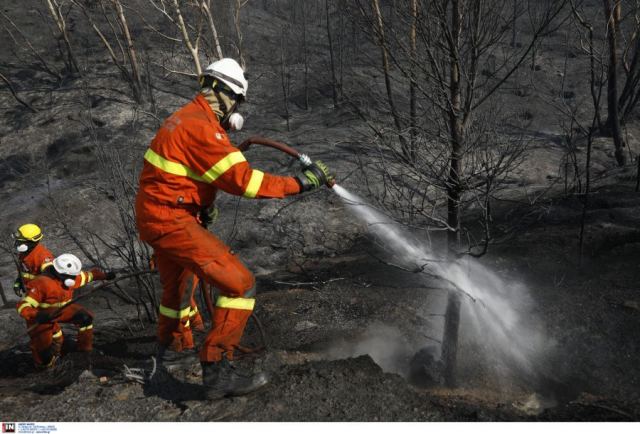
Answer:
[185,128,301,199]
[214,161,301,199]
[70,270,96,290]
[17,284,43,321]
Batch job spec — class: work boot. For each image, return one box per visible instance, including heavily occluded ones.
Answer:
[201,359,269,400]
[156,345,199,369]
[36,354,59,370]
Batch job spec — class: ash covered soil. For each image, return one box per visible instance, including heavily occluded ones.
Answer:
[1,0,640,422]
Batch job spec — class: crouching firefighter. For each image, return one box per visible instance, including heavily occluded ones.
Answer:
[135,57,334,399]
[16,253,115,368]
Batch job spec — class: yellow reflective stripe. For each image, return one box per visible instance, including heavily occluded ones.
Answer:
[24,296,39,307]
[40,261,53,272]
[201,151,246,183]
[189,306,199,317]
[216,295,255,311]
[52,330,63,339]
[21,272,37,280]
[184,320,191,328]
[79,272,86,287]
[159,304,191,319]
[79,325,93,332]
[38,300,71,308]
[243,170,264,198]
[86,272,94,283]
[18,296,39,314]
[144,148,206,183]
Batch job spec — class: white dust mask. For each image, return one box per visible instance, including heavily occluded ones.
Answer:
[228,113,244,131]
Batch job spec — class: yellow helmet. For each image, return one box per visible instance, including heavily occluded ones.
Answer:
[15,223,43,242]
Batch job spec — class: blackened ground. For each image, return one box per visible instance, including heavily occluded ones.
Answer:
[1,0,639,422]
[1,190,640,422]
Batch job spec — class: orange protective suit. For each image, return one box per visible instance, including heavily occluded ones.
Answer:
[17,272,99,367]
[17,245,99,353]
[18,243,55,283]
[189,281,205,332]
[136,94,300,362]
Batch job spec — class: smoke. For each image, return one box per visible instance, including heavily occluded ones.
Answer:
[331,185,556,390]
[325,322,413,377]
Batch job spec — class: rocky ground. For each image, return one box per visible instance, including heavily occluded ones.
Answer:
[1,0,640,422]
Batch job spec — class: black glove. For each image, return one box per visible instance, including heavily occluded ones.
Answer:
[35,311,52,324]
[105,271,116,281]
[13,278,25,297]
[296,160,333,192]
[199,206,219,228]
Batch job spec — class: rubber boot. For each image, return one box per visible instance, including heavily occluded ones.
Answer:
[36,347,59,370]
[156,345,198,369]
[201,359,269,400]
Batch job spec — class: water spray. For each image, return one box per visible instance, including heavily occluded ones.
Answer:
[330,185,555,390]
[239,136,553,391]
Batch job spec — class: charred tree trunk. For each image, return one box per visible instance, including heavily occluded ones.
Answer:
[233,0,246,69]
[603,0,626,166]
[173,0,202,75]
[579,118,595,266]
[113,0,143,102]
[443,0,463,388]
[326,0,339,107]
[0,281,8,305]
[511,0,517,47]
[409,0,418,162]
[44,0,79,73]
[442,291,461,387]
[301,0,309,110]
[371,0,408,158]
[201,0,224,59]
[619,33,640,122]
[280,25,291,131]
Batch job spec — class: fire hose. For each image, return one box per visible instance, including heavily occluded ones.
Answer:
[25,269,157,335]
[239,136,336,188]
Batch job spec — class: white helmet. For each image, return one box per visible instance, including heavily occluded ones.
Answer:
[202,58,248,97]
[53,253,82,276]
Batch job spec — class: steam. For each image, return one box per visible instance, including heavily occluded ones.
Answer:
[325,323,413,377]
[331,184,555,389]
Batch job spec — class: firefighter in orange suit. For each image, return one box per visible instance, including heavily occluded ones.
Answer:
[13,224,55,296]
[16,253,115,368]
[135,58,333,399]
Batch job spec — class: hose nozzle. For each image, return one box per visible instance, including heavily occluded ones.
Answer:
[298,153,312,167]
[239,137,336,188]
